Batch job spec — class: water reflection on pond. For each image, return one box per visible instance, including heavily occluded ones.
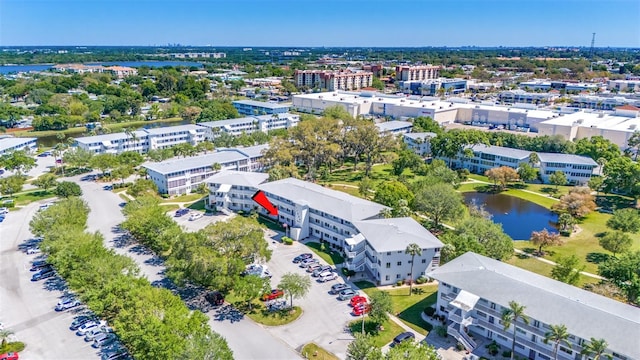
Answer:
[463,192,558,240]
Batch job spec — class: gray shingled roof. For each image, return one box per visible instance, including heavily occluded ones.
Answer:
[468,144,532,160]
[538,153,598,166]
[428,252,640,359]
[206,170,269,188]
[143,150,247,175]
[354,217,443,252]
[258,178,387,222]
[375,121,413,132]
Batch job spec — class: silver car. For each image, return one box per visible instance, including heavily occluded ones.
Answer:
[299,258,319,268]
[338,288,357,301]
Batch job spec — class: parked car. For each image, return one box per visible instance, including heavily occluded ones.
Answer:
[204,291,225,307]
[393,331,415,345]
[76,321,100,336]
[350,295,367,307]
[103,185,113,191]
[330,283,350,295]
[101,347,128,360]
[70,315,96,330]
[38,203,53,211]
[0,215,4,223]
[318,271,338,282]
[352,303,371,316]
[85,327,111,342]
[26,247,41,255]
[174,208,190,217]
[337,288,358,301]
[0,352,19,360]
[189,212,203,221]
[92,333,117,348]
[55,297,81,311]
[305,263,322,273]
[312,265,332,277]
[299,258,319,268]
[0,207,8,215]
[31,269,55,281]
[30,261,50,272]
[292,253,312,263]
[261,289,284,301]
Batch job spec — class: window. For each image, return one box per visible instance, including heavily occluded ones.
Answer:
[396,274,401,279]
[490,303,496,310]
[422,259,426,263]
[476,311,487,318]
[559,347,572,355]
[397,261,402,266]
[385,275,390,281]
[386,263,391,268]
[533,320,540,328]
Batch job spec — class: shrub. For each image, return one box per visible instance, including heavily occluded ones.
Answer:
[486,341,500,356]
[502,350,512,358]
[396,280,403,287]
[341,268,355,277]
[435,325,447,337]
[1,341,25,353]
[415,275,427,284]
[282,237,293,245]
[456,342,465,351]
[423,307,436,317]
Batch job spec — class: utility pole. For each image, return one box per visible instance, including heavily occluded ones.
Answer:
[589,33,596,71]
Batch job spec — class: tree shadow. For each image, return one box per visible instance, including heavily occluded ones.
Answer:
[540,187,558,195]
[586,252,611,264]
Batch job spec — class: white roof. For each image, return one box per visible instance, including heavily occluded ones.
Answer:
[144,124,205,135]
[233,99,290,109]
[375,121,413,132]
[259,178,387,223]
[353,217,443,252]
[206,170,269,188]
[540,111,640,133]
[538,152,597,166]
[0,136,36,153]
[74,131,147,144]
[468,144,531,160]
[404,132,437,140]
[143,150,249,175]
[429,252,640,359]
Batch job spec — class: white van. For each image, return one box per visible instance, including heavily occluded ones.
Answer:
[318,271,337,282]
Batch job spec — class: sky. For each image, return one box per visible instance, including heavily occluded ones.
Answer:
[1,0,639,48]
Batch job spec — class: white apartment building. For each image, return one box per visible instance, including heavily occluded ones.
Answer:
[403,132,437,156]
[519,80,600,92]
[395,65,440,82]
[198,113,300,139]
[429,252,640,360]
[449,144,597,185]
[208,176,443,285]
[569,95,640,110]
[375,120,413,135]
[607,79,640,93]
[144,144,267,195]
[0,135,38,156]
[74,125,206,155]
[294,70,373,91]
[498,90,559,104]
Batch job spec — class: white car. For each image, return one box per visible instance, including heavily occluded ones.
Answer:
[76,321,99,336]
[55,297,80,311]
[318,271,338,282]
[188,212,203,221]
[26,247,41,255]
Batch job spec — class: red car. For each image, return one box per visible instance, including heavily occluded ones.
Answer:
[352,303,371,316]
[0,352,19,360]
[350,295,367,307]
[261,289,284,301]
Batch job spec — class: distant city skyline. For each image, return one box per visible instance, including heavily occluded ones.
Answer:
[1,0,639,48]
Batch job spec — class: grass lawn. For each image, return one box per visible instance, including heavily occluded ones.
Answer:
[6,189,57,206]
[354,281,437,335]
[245,304,302,326]
[324,183,362,198]
[305,242,345,265]
[118,193,130,203]
[11,117,183,138]
[505,254,598,288]
[300,343,339,360]
[161,193,204,203]
[348,318,405,348]
[187,199,206,211]
[160,204,180,212]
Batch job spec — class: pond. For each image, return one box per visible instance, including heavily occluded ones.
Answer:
[463,192,558,240]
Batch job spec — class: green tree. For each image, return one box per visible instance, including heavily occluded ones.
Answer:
[117,151,144,167]
[368,291,392,328]
[112,165,133,184]
[127,179,158,197]
[392,148,422,176]
[385,340,439,360]
[346,332,383,360]
[485,166,520,190]
[552,187,597,219]
[588,176,604,195]
[54,181,82,198]
[0,150,36,175]
[530,228,563,255]
[323,105,354,121]
[0,175,26,197]
[235,275,270,311]
[63,147,94,169]
[551,255,584,285]
[606,208,640,233]
[413,183,463,229]
[32,173,58,192]
[575,136,620,162]
[599,231,633,257]
[627,131,640,161]
[543,324,571,360]
[581,338,613,360]
[358,176,374,199]
[517,163,538,183]
[412,116,443,134]
[557,213,576,234]
[0,328,14,349]
[598,251,640,305]
[455,216,514,259]
[501,301,529,360]
[89,153,118,176]
[528,152,540,166]
[373,181,413,208]
[549,170,567,189]
[603,157,640,197]
[278,272,311,308]
[405,243,422,295]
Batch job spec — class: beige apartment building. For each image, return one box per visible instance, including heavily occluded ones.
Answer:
[395,65,441,82]
[294,70,373,91]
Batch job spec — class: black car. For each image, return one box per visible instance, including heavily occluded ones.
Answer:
[392,331,415,345]
[204,291,225,306]
[30,261,50,271]
[31,269,55,281]
[174,208,189,217]
[292,253,313,263]
[70,315,96,331]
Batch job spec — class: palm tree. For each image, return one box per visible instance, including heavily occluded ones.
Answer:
[212,162,222,172]
[501,301,529,360]
[596,157,607,176]
[581,338,612,360]
[0,328,14,348]
[405,243,422,295]
[543,324,571,360]
[529,152,540,166]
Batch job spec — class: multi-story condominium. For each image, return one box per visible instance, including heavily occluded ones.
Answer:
[448,144,597,185]
[607,79,640,93]
[498,90,559,104]
[144,144,267,195]
[537,153,598,185]
[52,64,105,74]
[207,175,442,286]
[375,120,413,135]
[0,135,37,156]
[428,252,640,360]
[294,70,373,91]
[74,125,206,155]
[519,80,600,93]
[399,78,467,96]
[395,65,440,82]
[104,66,138,78]
[232,100,290,116]
[198,113,300,139]
[568,95,640,110]
[403,132,437,156]
[537,106,640,149]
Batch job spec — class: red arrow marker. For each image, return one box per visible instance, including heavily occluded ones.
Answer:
[252,190,278,216]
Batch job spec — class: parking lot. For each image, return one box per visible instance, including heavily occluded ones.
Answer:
[0,202,100,360]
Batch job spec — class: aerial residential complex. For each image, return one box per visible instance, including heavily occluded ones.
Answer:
[294,69,374,91]
[74,113,300,155]
[395,65,441,82]
[207,173,443,285]
[232,99,291,116]
[0,135,37,156]
[429,252,640,360]
[399,78,468,96]
[403,132,437,156]
[447,144,598,185]
[375,120,414,135]
[144,144,267,195]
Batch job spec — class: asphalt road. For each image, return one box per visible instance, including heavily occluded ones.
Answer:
[0,201,100,360]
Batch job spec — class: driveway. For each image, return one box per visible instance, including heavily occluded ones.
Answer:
[0,202,100,360]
